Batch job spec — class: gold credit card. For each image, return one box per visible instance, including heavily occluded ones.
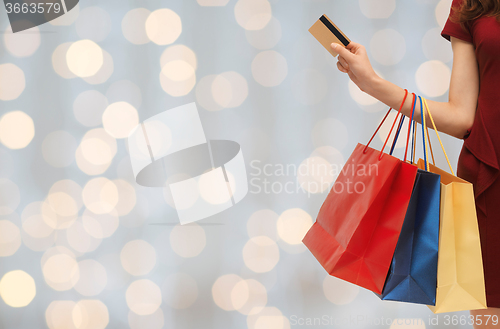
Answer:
[309,15,350,57]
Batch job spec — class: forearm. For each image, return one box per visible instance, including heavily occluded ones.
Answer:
[364,75,471,139]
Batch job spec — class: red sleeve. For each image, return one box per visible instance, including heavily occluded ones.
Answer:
[441,0,473,43]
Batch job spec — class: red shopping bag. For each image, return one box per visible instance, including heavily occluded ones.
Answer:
[303,90,418,294]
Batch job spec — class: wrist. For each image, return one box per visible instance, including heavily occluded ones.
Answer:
[361,72,384,96]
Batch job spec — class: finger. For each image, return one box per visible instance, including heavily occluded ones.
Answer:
[347,70,356,81]
[346,42,365,54]
[346,42,359,50]
[331,43,355,61]
[337,61,348,73]
[338,55,349,69]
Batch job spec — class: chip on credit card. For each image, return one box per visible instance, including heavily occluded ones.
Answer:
[309,15,350,57]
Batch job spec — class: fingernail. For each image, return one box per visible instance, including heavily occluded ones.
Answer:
[331,43,338,49]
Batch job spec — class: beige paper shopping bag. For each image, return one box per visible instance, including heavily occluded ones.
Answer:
[417,97,487,313]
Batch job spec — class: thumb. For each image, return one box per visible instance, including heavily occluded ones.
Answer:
[331,43,354,61]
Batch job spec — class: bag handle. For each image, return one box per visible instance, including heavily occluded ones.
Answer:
[410,96,436,169]
[408,95,418,165]
[412,109,417,164]
[391,93,422,159]
[425,122,436,166]
[364,89,409,160]
[414,96,436,168]
[420,96,429,171]
[421,97,455,175]
[389,113,405,156]
[404,93,417,163]
[411,100,417,164]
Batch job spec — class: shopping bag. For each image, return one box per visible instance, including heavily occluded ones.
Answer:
[418,97,487,313]
[303,90,418,294]
[380,94,440,305]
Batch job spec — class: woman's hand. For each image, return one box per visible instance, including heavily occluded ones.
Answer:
[331,42,380,93]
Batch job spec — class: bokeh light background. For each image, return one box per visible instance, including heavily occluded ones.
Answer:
[0,0,469,328]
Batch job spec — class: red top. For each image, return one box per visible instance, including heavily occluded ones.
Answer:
[441,0,500,307]
[441,0,500,215]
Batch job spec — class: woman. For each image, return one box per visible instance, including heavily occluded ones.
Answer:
[331,0,500,327]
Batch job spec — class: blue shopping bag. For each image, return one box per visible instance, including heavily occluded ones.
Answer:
[379,94,440,305]
[380,169,440,304]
